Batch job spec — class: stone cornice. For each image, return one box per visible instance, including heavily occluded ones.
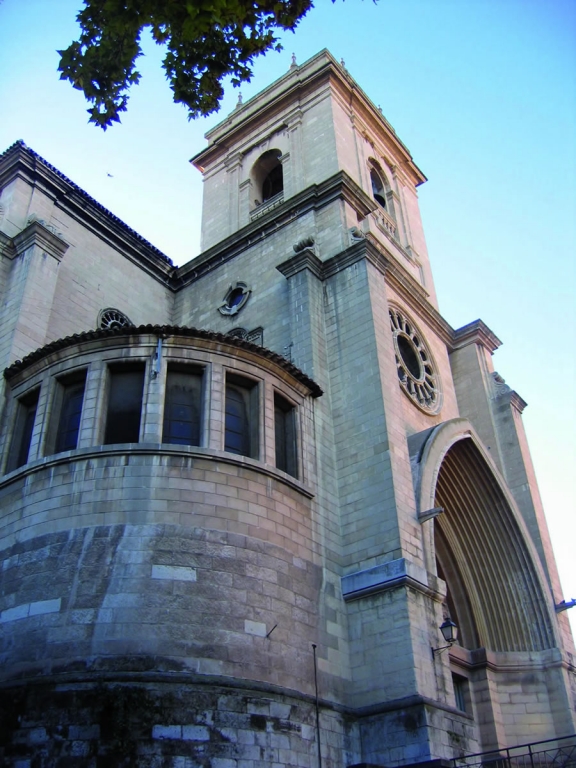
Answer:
[341,558,445,603]
[11,219,69,261]
[277,236,457,349]
[509,391,528,414]
[192,50,426,188]
[276,248,323,280]
[0,141,175,285]
[448,643,567,674]
[452,319,502,354]
[0,443,316,499]
[175,171,374,287]
[362,237,456,348]
[0,229,15,259]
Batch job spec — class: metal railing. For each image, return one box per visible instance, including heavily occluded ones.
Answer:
[451,735,576,768]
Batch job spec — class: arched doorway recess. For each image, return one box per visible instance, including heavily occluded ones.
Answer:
[415,421,555,653]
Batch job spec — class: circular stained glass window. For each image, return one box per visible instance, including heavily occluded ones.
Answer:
[389,307,441,413]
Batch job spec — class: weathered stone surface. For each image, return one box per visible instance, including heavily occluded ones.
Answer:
[0,50,574,768]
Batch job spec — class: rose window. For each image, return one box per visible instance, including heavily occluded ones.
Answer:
[389,307,441,413]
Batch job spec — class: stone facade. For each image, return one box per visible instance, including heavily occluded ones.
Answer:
[0,50,574,768]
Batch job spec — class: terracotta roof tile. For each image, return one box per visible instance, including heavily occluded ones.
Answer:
[3,325,323,397]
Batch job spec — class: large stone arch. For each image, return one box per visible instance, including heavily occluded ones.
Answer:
[412,419,557,653]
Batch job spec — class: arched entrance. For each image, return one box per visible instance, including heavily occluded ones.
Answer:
[410,420,572,748]
[433,437,554,652]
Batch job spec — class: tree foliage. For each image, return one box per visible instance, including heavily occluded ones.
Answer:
[58,0,314,129]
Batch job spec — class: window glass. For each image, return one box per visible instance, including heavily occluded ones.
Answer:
[54,374,87,453]
[163,368,203,446]
[7,388,40,471]
[225,386,249,455]
[225,375,258,458]
[274,394,297,478]
[104,366,145,444]
[452,673,469,713]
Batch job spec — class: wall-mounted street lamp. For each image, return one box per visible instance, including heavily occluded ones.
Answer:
[431,618,458,657]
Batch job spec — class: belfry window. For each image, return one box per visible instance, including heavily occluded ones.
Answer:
[370,169,387,209]
[6,388,40,471]
[251,149,283,209]
[225,374,259,458]
[274,393,297,477]
[104,364,145,444]
[163,367,203,446]
[262,164,283,201]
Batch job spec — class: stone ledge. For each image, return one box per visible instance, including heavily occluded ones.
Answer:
[0,444,315,499]
[341,558,444,602]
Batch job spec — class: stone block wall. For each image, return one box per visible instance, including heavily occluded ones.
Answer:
[0,680,342,768]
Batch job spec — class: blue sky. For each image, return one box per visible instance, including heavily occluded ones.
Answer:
[1,0,575,633]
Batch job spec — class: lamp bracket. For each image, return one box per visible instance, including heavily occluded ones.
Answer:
[555,599,576,613]
[418,507,444,524]
[431,642,453,658]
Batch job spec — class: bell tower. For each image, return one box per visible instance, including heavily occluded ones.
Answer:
[0,51,573,767]
[190,49,575,761]
[192,50,437,306]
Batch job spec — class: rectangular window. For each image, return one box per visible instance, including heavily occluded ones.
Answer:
[163,366,203,446]
[274,393,297,478]
[104,365,145,444]
[224,374,258,459]
[52,372,87,454]
[6,388,40,471]
[452,673,469,713]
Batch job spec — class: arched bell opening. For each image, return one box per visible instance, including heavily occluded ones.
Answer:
[432,437,554,653]
[367,159,397,225]
[250,149,283,209]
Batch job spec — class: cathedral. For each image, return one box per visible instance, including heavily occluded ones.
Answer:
[0,50,574,767]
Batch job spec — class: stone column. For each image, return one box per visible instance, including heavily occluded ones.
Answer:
[0,219,68,369]
[224,152,242,234]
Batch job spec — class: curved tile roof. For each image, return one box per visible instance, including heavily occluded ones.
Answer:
[0,140,174,268]
[3,324,323,397]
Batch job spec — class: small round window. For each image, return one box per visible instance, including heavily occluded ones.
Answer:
[389,307,441,413]
[98,308,132,330]
[218,282,251,316]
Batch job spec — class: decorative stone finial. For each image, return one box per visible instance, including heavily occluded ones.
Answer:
[290,53,297,70]
[340,58,346,69]
[235,92,243,109]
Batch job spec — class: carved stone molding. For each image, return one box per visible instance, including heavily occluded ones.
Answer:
[12,219,69,262]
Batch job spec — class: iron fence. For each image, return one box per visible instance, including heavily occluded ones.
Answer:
[450,735,576,768]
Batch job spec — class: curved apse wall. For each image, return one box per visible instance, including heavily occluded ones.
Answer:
[0,326,323,695]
